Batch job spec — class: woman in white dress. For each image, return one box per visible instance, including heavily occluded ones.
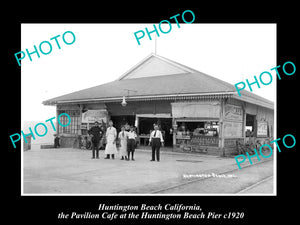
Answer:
[104,120,118,159]
[118,126,128,160]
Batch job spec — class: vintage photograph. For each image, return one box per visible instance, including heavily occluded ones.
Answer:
[21,23,276,195]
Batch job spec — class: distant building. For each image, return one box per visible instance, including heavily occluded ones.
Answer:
[43,54,274,155]
[23,121,56,149]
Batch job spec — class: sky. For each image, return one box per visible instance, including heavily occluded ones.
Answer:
[21,23,276,123]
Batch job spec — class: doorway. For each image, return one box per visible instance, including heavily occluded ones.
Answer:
[138,117,173,146]
[110,115,135,132]
[245,114,256,137]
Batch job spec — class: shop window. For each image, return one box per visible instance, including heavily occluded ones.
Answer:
[58,110,80,135]
[177,121,219,137]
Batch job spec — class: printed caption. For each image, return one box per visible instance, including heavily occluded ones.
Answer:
[57,203,245,221]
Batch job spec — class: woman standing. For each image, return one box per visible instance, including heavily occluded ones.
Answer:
[118,126,128,160]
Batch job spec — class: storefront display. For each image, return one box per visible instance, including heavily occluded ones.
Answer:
[175,121,219,151]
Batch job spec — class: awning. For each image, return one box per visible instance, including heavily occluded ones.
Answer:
[171,102,220,119]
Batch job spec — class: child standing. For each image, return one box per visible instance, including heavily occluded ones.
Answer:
[127,126,137,161]
[118,126,128,160]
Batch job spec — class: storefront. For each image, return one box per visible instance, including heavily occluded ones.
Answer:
[43,53,274,156]
[170,101,220,153]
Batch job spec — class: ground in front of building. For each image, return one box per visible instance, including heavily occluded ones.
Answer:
[23,148,274,195]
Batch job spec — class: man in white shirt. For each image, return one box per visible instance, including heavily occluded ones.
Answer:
[149,124,164,162]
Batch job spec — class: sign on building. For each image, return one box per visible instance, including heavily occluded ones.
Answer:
[224,104,243,121]
[257,121,268,137]
[223,104,243,138]
[224,121,243,138]
[82,110,107,123]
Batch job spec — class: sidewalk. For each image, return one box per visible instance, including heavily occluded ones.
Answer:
[23,148,272,194]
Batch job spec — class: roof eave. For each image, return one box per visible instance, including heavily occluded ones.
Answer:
[232,94,274,110]
[43,92,235,106]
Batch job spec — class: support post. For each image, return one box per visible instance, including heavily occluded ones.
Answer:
[242,103,247,144]
[172,118,177,150]
[56,106,59,136]
[78,104,83,135]
[219,98,226,157]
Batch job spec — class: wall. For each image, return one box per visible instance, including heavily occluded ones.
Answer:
[59,135,80,148]
[56,104,91,148]
[223,98,274,155]
[244,102,274,138]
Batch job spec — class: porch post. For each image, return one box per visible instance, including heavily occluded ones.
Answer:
[78,104,83,135]
[219,98,226,156]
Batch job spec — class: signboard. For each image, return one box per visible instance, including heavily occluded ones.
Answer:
[171,102,220,118]
[190,136,219,146]
[224,121,243,138]
[257,121,268,137]
[82,110,107,123]
[224,104,243,122]
[80,124,87,129]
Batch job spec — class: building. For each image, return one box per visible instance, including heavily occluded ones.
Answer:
[42,53,274,155]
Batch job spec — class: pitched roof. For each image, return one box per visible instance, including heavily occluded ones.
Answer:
[43,53,274,109]
[117,54,197,80]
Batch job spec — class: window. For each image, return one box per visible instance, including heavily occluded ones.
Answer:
[177,121,219,137]
[58,110,80,134]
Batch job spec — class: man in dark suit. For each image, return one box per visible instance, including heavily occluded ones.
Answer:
[88,121,103,159]
[149,124,164,162]
[54,134,60,148]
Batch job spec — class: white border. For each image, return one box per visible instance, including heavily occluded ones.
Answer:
[21,23,277,197]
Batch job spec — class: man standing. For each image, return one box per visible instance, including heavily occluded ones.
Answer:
[149,124,164,162]
[54,134,60,148]
[88,121,102,159]
[104,120,118,159]
[127,126,137,161]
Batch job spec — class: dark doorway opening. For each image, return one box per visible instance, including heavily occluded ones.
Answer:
[138,117,173,146]
[246,114,256,137]
[110,115,135,132]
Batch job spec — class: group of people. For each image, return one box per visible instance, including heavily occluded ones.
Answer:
[88,120,164,162]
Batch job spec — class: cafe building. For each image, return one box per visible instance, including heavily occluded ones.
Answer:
[43,53,274,156]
